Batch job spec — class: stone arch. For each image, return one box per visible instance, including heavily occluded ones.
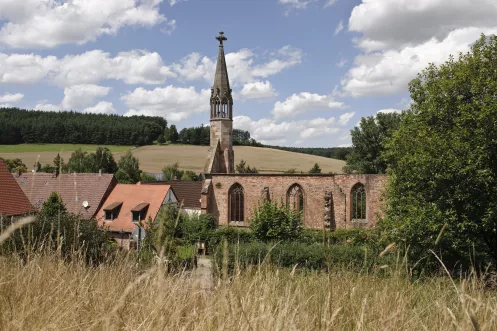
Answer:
[287,183,305,216]
[350,182,366,223]
[228,182,244,223]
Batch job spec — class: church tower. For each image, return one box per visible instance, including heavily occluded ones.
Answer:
[205,32,235,174]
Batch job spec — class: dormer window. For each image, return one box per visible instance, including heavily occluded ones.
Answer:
[103,202,123,221]
[131,203,149,223]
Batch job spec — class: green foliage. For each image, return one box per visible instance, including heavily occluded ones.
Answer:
[116,151,140,184]
[264,145,352,160]
[284,168,297,174]
[344,112,402,174]
[308,163,321,173]
[66,147,117,173]
[1,200,114,264]
[0,157,27,173]
[235,159,259,174]
[161,162,199,181]
[157,134,166,145]
[250,200,302,242]
[168,125,179,143]
[0,108,165,145]
[53,153,64,169]
[39,164,56,173]
[140,172,158,182]
[177,213,216,244]
[41,192,66,218]
[380,34,497,270]
[216,241,382,272]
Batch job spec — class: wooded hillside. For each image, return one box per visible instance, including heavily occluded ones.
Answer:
[0,108,166,146]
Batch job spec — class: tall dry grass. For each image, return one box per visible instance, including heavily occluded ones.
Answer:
[0,252,496,330]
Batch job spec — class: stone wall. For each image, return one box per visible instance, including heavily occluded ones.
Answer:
[203,174,387,229]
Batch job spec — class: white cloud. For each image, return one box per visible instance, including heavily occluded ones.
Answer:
[122,86,210,122]
[324,0,337,8]
[61,85,110,109]
[172,46,302,86]
[377,108,402,114]
[233,112,354,145]
[349,0,497,51]
[279,0,312,10]
[83,101,117,115]
[272,92,344,119]
[0,92,23,103]
[239,81,277,99]
[34,102,61,112]
[334,20,344,36]
[336,58,348,68]
[0,50,176,87]
[34,84,110,111]
[341,0,497,97]
[0,53,58,84]
[342,27,497,97]
[0,0,168,49]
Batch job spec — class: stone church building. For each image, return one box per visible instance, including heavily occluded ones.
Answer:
[201,33,387,229]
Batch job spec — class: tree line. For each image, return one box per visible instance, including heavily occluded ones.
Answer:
[0,108,166,146]
[264,145,352,161]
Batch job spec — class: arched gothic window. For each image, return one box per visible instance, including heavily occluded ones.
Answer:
[287,184,304,214]
[351,183,366,221]
[229,183,244,223]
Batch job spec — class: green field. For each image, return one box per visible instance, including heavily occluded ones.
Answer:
[0,144,133,153]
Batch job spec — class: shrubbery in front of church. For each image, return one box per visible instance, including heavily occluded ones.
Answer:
[249,200,302,242]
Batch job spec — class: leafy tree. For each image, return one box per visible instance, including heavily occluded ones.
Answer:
[39,164,56,173]
[41,192,66,218]
[343,112,402,174]
[250,200,302,242]
[380,34,497,269]
[116,151,140,184]
[169,125,179,143]
[181,170,200,181]
[0,157,27,173]
[308,163,321,174]
[162,162,184,180]
[235,159,259,173]
[93,147,118,173]
[157,133,166,145]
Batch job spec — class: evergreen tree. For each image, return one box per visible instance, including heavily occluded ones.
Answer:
[42,192,66,218]
[169,125,179,143]
[308,163,321,174]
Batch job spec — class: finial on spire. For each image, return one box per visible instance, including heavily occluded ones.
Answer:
[216,31,227,45]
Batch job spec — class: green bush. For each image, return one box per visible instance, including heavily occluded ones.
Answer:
[298,228,373,246]
[215,241,386,272]
[250,200,302,242]
[177,213,216,245]
[1,206,114,265]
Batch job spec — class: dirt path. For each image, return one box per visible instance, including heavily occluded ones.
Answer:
[192,257,213,290]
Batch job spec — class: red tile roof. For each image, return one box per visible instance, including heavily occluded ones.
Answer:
[141,180,202,209]
[14,172,116,219]
[0,160,34,216]
[96,184,172,232]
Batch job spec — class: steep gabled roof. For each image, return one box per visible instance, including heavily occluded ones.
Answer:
[14,172,116,219]
[0,160,33,216]
[141,180,202,209]
[97,184,173,232]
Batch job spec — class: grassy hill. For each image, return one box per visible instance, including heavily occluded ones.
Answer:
[0,144,346,174]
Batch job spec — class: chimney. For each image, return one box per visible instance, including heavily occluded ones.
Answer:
[53,168,59,178]
[99,169,102,177]
[17,168,22,177]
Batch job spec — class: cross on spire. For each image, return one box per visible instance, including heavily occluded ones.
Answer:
[216,31,227,45]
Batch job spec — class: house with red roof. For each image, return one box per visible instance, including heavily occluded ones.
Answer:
[96,183,177,249]
[0,160,34,218]
[14,172,117,219]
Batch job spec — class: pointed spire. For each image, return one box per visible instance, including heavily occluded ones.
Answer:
[212,32,231,99]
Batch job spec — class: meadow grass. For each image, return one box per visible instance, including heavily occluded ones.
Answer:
[0,253,496,330]
[0,144,133,153]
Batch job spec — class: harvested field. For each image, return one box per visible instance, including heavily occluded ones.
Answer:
[0,144,346,174]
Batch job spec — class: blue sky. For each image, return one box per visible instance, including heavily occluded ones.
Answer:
[1,0,496,147]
